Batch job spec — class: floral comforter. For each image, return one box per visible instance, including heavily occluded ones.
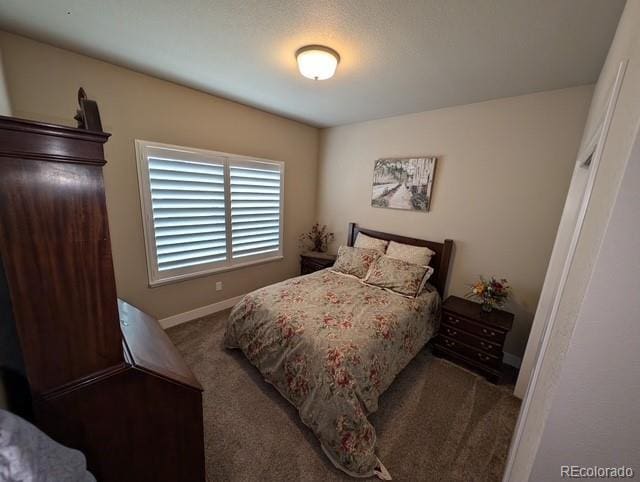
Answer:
[224,269,441,478]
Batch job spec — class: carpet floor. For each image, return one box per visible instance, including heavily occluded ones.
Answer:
[167,310,521,482]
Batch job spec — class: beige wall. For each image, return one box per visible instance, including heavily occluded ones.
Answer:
[507,0,640,479]
[0,31,319,320]
[316,86,593,358]
[0,31,596,363]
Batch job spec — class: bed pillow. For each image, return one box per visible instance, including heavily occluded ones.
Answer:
[417,266,436,295]
[364,255,434,297]
[331,246,381,279]
[354,232,389,254]
[386,240,435,267]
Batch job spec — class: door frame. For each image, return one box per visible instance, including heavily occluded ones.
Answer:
[502,59,628,481]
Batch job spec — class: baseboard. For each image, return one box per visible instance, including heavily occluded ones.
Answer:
[503,352,522,369]
[159,294,245,329]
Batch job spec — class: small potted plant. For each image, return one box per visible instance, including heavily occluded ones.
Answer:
[466,276,511,312]
[299,224,334,254]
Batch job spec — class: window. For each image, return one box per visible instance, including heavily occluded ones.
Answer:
[136,140,284,286]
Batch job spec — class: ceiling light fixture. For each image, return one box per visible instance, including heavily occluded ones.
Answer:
[295,45,340,80]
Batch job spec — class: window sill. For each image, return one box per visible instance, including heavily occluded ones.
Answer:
[148,255,284,288]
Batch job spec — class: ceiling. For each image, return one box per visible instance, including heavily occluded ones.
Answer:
[0,0,626,127]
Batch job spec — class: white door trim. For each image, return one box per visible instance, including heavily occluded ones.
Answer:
[502,60,628,482]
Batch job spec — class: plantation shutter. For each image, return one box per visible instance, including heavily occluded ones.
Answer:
[229,160,283,259]
[147,152,227,273]
[137,141,284,285]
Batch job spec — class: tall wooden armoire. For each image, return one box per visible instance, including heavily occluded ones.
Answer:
[0,113,205,481]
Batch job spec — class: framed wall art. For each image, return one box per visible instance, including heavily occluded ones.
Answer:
[371,157,437,211]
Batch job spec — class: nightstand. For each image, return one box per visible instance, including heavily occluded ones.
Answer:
[433,296,514,383]
[300,252,336,275]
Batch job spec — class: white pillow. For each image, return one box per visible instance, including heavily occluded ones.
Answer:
[386,240,435,267]
[418,266,435,295]
[354,232,388,254]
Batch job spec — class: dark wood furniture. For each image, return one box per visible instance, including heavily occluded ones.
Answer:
[300,252,336,275]
[0,114,205,481]
[346,222,454,297]
[433,296,514,383]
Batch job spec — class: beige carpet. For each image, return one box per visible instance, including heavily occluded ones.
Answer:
[167,310,521,482]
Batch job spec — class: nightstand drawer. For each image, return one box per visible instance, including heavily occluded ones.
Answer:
[436,335,501,369]
[300,254,335,275]
[442,311,506,343]
[439,325,502,356]
[301,259,322,272]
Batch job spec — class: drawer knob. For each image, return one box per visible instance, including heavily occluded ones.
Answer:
[447,316,460,325]
[444,339,456,348]
[482,328,496,337]
[446,328,457,336]
[477,353,491,362]
[480,341,491,349]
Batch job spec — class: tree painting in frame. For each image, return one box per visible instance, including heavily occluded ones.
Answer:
[371,157,437,211]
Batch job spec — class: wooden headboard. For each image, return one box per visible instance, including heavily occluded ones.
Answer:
[347,222,454,297]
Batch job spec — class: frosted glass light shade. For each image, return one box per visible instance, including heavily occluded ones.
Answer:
[296,45,340,80]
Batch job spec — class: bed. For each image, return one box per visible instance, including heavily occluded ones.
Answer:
[224,223,453,479]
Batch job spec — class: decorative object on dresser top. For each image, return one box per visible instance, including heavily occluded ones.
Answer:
[371,157,437,211]
[299,223,335,253]
[466,275,512,312]
[0,91,205,481]
[299,224,336,274]
[300,251,336,275]
[225,222,454,479]
[73,86,103,131]
[434,296,514,384]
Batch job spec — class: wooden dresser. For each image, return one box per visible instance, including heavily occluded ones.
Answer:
[433,296,514,383]
[0,114,205,481]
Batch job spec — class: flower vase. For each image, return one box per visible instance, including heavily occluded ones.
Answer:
[481,302,493,313]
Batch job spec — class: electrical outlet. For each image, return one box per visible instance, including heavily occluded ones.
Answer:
[215,281,223,291]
